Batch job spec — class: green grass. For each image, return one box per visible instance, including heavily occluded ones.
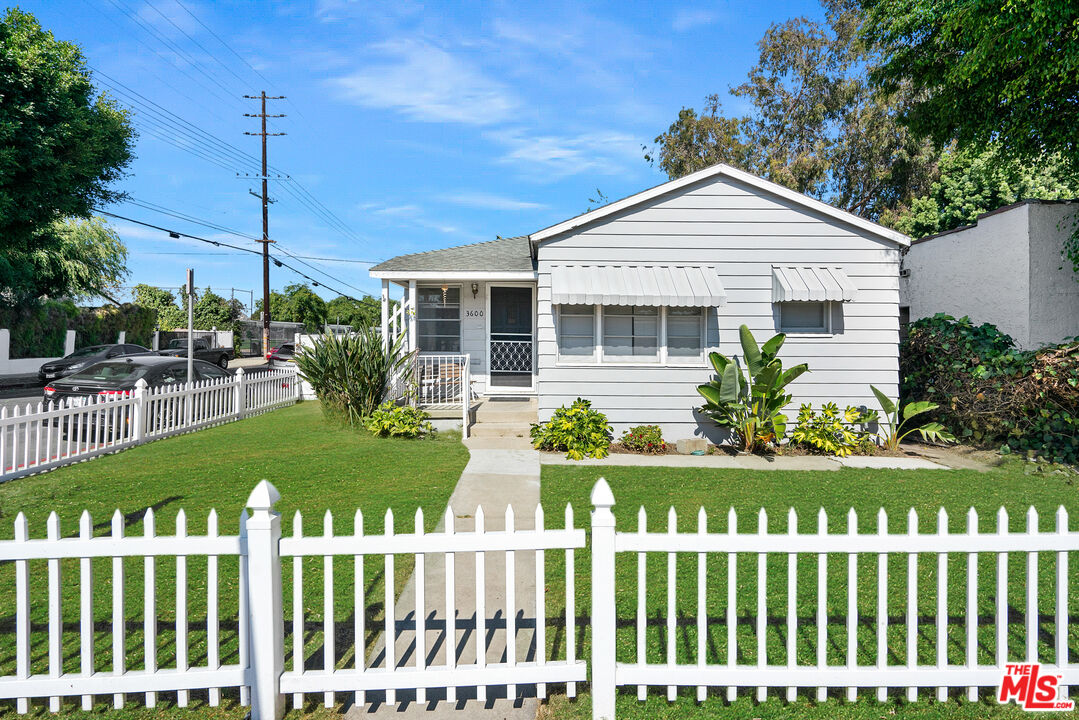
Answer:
[540,460,1079,719]
[0,401,469,719]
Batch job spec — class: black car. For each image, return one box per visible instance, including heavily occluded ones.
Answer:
[43,355,232,406]
[38,343,151,382]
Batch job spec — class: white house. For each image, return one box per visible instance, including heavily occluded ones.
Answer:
[900,199,1079,349]
[370,164,908,441]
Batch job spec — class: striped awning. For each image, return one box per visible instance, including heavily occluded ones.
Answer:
[551,265,727,307]
[772,266,857,302]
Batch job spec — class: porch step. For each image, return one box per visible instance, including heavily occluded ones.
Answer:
[469,421,533,439]
[473,398,537,424]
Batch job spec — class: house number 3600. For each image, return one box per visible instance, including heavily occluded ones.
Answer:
[466,310,483,317]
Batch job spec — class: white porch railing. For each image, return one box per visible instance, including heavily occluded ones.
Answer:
[0,367,298,482]
[413,353,471,438]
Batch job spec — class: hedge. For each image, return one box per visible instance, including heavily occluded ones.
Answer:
[0,301,156,357]
[901,314,1079,463]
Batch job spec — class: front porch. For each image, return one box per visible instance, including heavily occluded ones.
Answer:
[375,274,539,404]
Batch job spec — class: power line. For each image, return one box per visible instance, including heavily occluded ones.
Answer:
[97,210,369,300]
[121,197,261,241]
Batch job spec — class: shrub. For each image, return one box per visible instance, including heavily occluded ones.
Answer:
[294,326,414,426]
[901,314,1078,462]
[696,325,809,452]
[530,398,612,460]
[620,425,667,454]
[870,385,955,450]
[790,403,877,457]
[364,402,432,438]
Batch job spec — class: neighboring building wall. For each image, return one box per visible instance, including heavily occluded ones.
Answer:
[901,204,1032,346]
[1027,202,1079,347]
[536,174,901,442]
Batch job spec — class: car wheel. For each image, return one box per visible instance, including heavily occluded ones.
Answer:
[218,355,228,369]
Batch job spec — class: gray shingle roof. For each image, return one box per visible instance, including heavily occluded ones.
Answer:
[370,235,534,273]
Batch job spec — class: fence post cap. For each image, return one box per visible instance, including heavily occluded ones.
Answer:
[235,366,245,377]
[246,479,281,511]
[134,378,149,390]
[591,477,615,509]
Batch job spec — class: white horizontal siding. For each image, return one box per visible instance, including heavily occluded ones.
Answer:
[534,174,900,440]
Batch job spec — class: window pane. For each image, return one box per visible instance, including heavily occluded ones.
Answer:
[604,315,632,336]
[781,302,827,330]
[604,336,633,355]
[668,337,702,356]
[667,316,700,337]
[668,307,701,317]
[561,304,593,315]
[602,306,658,359]
[418,286,460,352]
[559,335,594,355]
[561,315,594,336]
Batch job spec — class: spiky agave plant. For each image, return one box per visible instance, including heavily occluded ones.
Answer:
[294,326,414,426]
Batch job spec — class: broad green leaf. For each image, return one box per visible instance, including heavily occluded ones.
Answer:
[720,362,741,403]
[870,385,897,416]
[778,363,809,388]
[708,351,731,375]
[739,325,763,375]
[697,384,722,406]
[760,333,786,360]
[901,400,939,421]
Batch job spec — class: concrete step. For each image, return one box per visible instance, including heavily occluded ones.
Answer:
[468,422,532,439]
[473,409,537,424]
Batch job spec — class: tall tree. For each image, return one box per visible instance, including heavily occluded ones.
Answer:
[254,284,328,332]
[647,0,937,222]
[888,147,1079,239]
[133,284,186,330]
[12,216,129,303]
[325,295,383,329]
[0,9,134,303]
[861,0,1079,173]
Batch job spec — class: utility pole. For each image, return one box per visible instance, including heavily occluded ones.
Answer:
[244,91,286,357]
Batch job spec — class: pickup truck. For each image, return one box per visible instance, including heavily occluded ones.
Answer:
[157,338,232,369]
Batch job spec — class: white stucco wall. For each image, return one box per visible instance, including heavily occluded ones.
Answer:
[1027,202,1079,347]
[535,174,902,443]
[901,201,1079,350]
[901,204,1032,346]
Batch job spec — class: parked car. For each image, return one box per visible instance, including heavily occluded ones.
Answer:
[38,343,151,382]
[266,343,296,367]
[43,356,233,438]
[157,337,232,369]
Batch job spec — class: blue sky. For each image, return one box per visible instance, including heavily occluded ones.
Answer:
[24,0,826,309]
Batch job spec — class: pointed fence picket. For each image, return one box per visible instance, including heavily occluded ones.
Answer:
[597,480,1079,720]
[0,367,298,482]
[2,478,1077,720]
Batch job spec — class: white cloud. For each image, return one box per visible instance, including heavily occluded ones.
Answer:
[489,129,644,179]
[437,192,547,211]
[671,8,718,32]
[328,40,517,125]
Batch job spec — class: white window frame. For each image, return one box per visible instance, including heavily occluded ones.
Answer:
[601,305,660,363]
[416,284,462,353]
[777,301,832,335]
[554,305,708,367]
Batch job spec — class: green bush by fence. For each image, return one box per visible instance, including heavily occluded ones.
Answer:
[900,314,1079,463]
[0,301,156,357]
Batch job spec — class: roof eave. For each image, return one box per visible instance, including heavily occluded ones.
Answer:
[529,163,910,248]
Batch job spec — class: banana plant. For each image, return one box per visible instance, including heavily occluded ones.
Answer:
[870,385,956,451]
[696,325,809,452]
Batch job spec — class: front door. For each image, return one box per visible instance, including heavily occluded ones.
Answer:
[488,286,534,390]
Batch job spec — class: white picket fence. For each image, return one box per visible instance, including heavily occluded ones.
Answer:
[0,478,1076,719]
[0,367,298,482]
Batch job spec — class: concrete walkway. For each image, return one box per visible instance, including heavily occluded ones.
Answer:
[350,442,542,718]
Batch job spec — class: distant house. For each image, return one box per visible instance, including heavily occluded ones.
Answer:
[900,199,1079,349]
[370,164,908,441]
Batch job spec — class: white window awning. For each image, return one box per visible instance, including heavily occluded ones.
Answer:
[551,265,727,307]
[772,266,857,302]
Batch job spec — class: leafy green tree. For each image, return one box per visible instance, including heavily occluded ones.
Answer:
[325,295,383,329]
[254,284,328,332]
[7,216,129,303]
[133,284,185,330]
[0,9,134,303]
[647,0,936,221]
[887,147,1079,238]
[862,0,1079,173]
[193,288,242,333]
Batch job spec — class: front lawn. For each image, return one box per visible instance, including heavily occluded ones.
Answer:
[0,401,469,719]
[540,460,1079,719]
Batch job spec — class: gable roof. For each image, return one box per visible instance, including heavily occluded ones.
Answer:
[528,163,910,249]
[369,235,534,275]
